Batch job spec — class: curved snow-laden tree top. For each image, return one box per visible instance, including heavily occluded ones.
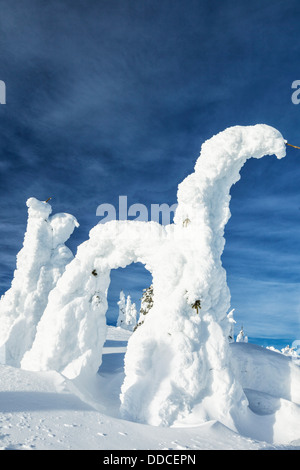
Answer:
[21,124,286,429]
[0,198,79,366]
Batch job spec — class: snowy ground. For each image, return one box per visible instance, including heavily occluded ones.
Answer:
[0,326,299,451]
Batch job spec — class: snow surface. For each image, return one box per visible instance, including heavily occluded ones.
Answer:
[0,327,299,450]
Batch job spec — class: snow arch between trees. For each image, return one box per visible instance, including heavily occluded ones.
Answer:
[21,221,158,378]
[19,125,286,427]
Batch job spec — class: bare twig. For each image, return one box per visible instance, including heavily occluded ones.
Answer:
[285,142,300,150]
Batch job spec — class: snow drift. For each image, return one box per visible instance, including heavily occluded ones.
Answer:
[1,329,299,449]
[4,124,288,431]
[230,342,300,444]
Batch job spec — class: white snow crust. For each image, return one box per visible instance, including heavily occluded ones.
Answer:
[0,327,299,449]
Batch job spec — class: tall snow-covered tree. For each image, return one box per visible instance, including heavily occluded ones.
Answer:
[227,309,236,343]
[0,197,79,366]
[125,296,137,331]
[117,290,126,327]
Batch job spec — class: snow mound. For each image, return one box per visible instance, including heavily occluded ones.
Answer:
[230,343,300,405]
[230,343,300,444]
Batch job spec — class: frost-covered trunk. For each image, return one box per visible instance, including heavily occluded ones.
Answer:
[0,198,78,366]
[20,125,286,429]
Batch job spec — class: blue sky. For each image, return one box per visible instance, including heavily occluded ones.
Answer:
[0,0,300,341]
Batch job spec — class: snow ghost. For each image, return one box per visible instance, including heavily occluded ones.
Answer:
[20,124,286,428]
[117,291,137,331]
[0,198,79,366]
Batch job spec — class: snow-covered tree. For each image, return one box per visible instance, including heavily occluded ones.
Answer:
[117,290,126,327]
[236,326,248,343]
[134,284,153,330]
[125,296,137,331]
[0,197,78,366]
[227,309,236,343]
[21,124,286,428]
[117,292,137,331]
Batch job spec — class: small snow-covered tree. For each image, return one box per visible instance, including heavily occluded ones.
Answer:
[236,326,248,343]
[117,292,137,331]
[125,297,137,331]
[117,290,126,327]
[281,345,298,357]
[134,284,154,330]
[227,309,236,343]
